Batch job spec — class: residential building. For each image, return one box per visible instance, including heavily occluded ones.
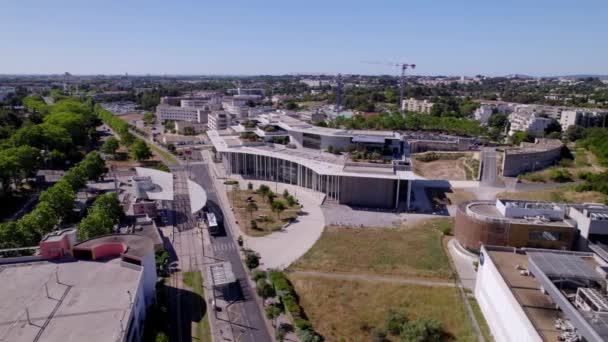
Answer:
[560,110,607,130]
[0,86,16,101]
[476,245,608,342]
[508,111,553,136]
[228,88,265,97]
[300,79,335,88]
[0,230,157,342]
[401,98,434,114]
[208,111,231,131]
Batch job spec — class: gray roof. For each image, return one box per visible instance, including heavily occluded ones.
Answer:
[206,262,236,287]
[352,135,387,144]
[528,252,603,285]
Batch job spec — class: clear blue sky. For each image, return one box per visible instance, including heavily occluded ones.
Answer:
[1,0,606,76]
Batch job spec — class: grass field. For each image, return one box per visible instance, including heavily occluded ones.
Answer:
[498,185,608,203]
[468,297,493,342]
[148,142,180,165]
[230,188,300,237]
[290,219,453,280]
[182,272,211,342]
[412,152,479,180]
[288,274,475,342]
[518,149,605,184]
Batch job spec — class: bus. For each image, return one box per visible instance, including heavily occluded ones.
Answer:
[205,212,220,236]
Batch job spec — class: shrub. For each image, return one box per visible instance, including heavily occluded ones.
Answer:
[247,182,253,190]
[269,271,293,296]
[282,294,301,316]
[256,279,276,299]
[293,317,312,331]
[576,170,593,180]
[265,304,282,320]
[548,168,573,183]
[558,158,574,167]
[250,220,259,230]
[400,318,443,342]
[251,270,267,282]
[385,309,407,336]
[370,327,388,342]
[244,250,260,269]
[297,328,323,342]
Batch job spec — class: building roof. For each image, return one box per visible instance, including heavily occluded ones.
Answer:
[187,179,207,214]
[206,262,236,287]
[528,251,603,285]
[134,167,174,201]
[0,258,142,342]
[465,201,573,227]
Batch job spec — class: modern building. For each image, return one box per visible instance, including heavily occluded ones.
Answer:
[402,98,434,114]
[0,230,157,342]
[476,245,608,342]
[0,86,16,101]
[474,105,494,125]
[228,88,265,97]
[455,199,577,252]
[568,203,608,250]
[208,114,419,209]
[508,111,553,136]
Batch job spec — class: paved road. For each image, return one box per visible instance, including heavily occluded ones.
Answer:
[480,148,498,186]
[290,270,457,287]
[189,162,272,342]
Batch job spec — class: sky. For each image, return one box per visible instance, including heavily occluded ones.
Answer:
[1,0,607,76]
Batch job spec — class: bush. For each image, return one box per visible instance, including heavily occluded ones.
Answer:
[256,279,276,299]
[265,304,282,320]
[269,271,293,296]
[244,250,260,269]
[247,182,253,190]
[297,329,323,342]
[576,170,593,180]
[251,270,267,282]
[558,158,574,167]
[370,327,388,342]
[400,318,443,342]
[385,309,407,336]
[548,168,573,183]
[282,294,301,316]
[293,317,312,331]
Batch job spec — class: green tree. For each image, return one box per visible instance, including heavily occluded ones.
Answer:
[43,111,88,145]
[39,181,76,219]
[19,201,59,238]
[488,113,508,129]
[245,250,260,269]
[91,193,123,224]
[102,137,120,157]
[266,191,277,204]
[78,210,114,240]
[271,201,286,219]
[143,112,156,124]
[511,131,534,145]
[131,140,152,161]
[385,309,408,336]
[256,279,276,298]
[80,151,106,181]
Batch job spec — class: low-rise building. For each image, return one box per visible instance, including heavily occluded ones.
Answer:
[175,121,206,135]
[476,245,608,342]
[560,110,607,130]
[474,105,494,125]
[156,104,209,123]
[508,111,553,136]
[0,86,16,101]
[0,230,157,342]
[208,112,231,130]
[402,98,434,114]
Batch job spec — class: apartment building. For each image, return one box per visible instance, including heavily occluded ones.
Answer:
[0,86,16,101]
[559,110,607,130]
[208,111,231,130]
[508,111,553,136]
[401,98,434,114]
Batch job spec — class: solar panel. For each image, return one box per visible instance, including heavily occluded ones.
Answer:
[528,252,603,284]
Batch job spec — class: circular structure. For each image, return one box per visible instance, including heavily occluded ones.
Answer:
[455,201,510,252]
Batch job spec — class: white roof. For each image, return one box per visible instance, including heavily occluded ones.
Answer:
[187,179,207,214]
[134,167,174,201]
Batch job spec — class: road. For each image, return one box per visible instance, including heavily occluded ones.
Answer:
[480,148,498,186]
[189,162,272,342]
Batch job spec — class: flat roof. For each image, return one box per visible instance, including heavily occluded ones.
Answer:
[486,249,564,341]
[187,179,207,214]
[134,167,174,201]
[467,201,573,227]
[207,262,236,287]
[0,258,141,342]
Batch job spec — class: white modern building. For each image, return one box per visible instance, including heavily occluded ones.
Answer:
[474,105,494,125]
[156,104,209,123]
[402,98,434,114]
[508,111,553,136]
[476,245,608,342]
[208,111,231,131]
[560,110,607,130]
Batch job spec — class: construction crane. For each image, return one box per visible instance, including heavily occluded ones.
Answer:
[335,74,342,113]
[363,61,416,114]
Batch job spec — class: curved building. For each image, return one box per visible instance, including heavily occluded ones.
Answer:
[455,199,576,252]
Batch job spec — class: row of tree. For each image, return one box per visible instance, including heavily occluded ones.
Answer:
[320,112,485,136]
[95,106,152,161]
[0,151,106,249]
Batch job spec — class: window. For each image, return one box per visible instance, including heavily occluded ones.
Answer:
[302,133,321,149]
[529,230,561,241]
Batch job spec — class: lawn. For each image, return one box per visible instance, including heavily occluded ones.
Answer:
[468,297,493,342]
[498,185,608,203]
[290,219,454,280]
[148,142,180,165]
[229,185,301,237]
[182,272,211,342]
[518,149,605,184]
[288,274,475,342]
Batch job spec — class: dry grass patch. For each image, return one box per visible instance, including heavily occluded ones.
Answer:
[288,274,474,342]
[412,152,479,180]
[290,219,454,280]
[498,186,608,203]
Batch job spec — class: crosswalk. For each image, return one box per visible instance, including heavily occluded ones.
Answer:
[213,241,237,252]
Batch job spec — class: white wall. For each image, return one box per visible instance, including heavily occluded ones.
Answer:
[475,247,542,342]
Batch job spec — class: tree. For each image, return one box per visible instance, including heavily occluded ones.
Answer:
[247,182,253,190]
[39,181,76,219]
[102,137,120,157]
[282,189,290,199]
[244,250,260,269]
[91,193,123,224]
[256,279,276,298]
[78,210,114,240]
[271,201,286,219]
[511,131,533,145]
[143,112,156,124]
[246,201,258,218]
[80,151,106,181]
[266,191,277,204]
[258,184,271,196]
[566,125,587,142]
[488,113,508,129]
[131,140,152,161]
[19,201,59,238]
[265,304,281,321]
[544,119,562,136]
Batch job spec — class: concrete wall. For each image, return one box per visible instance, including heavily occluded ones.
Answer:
[475,247,543,342]
[339,176,397,208]
[502,145,563,177]
[408,138,472,153]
